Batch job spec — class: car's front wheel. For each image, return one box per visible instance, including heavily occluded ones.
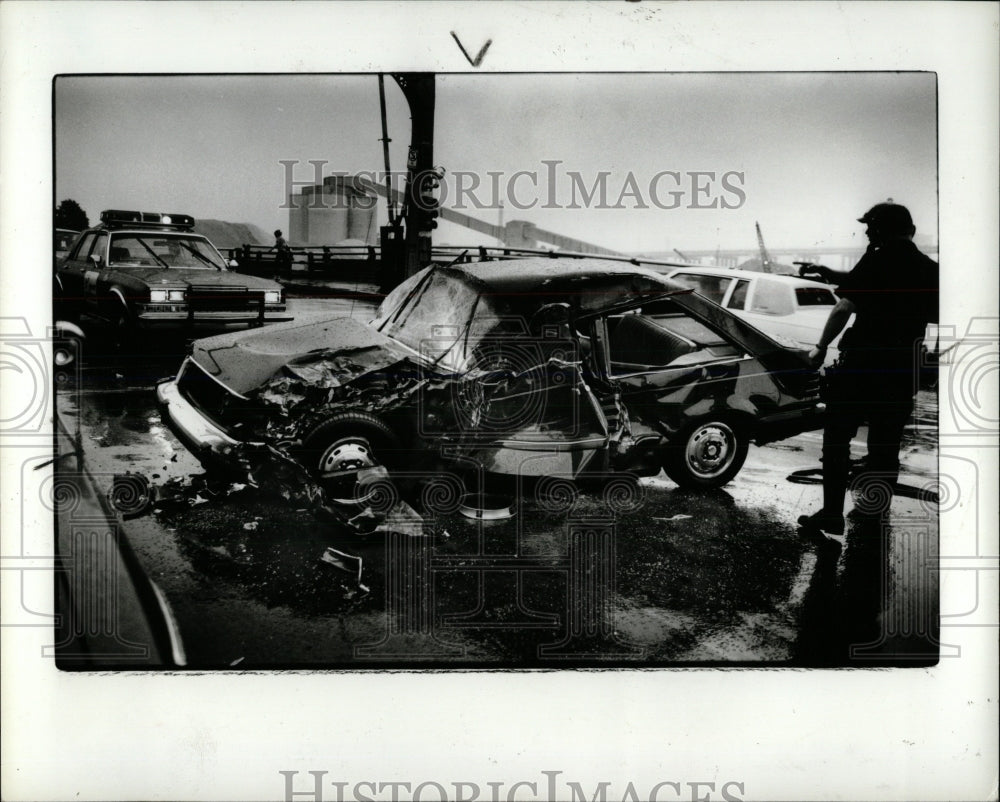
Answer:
[662,418,749,489]
[298,413,403,503]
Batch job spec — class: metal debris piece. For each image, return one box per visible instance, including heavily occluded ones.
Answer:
[320,547,363,585]
[374,499,427,537]
[346,507,379,533]
[458,493,516,520]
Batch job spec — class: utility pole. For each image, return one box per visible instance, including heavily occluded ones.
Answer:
[393,73,438,283]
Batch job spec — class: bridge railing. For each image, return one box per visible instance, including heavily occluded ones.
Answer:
[226,244,380,278]
[224,243,691,279]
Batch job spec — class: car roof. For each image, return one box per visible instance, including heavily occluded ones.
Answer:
[667,265,832,288]
[450,256,687,295]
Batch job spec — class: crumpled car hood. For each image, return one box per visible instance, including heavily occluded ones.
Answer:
[188,315,415,395]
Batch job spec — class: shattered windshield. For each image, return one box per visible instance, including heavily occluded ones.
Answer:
[109,234,226,270]
[374,269,503,371]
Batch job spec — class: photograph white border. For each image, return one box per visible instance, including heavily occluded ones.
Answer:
[2,2,997,800]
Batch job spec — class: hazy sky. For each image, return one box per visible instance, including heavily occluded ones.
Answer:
[55,72,937,253]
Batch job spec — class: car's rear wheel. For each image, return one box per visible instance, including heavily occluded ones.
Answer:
[662,418,749,489]
[298,413,403,504]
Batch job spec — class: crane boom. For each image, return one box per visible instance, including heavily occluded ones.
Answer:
[358,177,622,256]
[755,221,774,273]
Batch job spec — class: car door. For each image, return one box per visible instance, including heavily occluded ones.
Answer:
[455,306,610,479]
[57,232,98,315]
[587,294,776,432]
[84,232,110,316]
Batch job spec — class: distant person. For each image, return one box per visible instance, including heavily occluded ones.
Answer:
[797,202,938,537]
[272,229,292,271]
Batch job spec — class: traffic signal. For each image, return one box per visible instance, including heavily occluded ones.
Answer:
[416,168,443,236]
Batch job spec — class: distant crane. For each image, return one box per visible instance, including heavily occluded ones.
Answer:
[755,221,774,274]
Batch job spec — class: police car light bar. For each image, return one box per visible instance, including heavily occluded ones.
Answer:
[100,210,196,229]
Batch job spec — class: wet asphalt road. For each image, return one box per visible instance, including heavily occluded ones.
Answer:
[55,296,941,668]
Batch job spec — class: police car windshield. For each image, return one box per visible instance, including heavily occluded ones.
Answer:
[109,234,226,270]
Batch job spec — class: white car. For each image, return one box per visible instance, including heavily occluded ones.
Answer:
[665,266,845,354]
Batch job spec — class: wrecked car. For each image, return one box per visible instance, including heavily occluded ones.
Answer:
[156,258,824,492]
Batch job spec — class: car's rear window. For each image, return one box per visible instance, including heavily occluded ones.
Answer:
[795,286,837,306]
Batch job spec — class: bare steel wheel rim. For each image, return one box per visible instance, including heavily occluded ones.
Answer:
[684,422,736,479]
[318,437,376,476]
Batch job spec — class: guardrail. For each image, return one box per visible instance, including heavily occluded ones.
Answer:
[226,244,379,278]
[225,243,690,279]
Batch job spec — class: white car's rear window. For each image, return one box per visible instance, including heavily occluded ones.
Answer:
[795,286,837,306]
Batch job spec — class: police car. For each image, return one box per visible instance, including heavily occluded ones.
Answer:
[55,210,292,341]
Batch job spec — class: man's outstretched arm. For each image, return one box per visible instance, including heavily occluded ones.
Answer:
[795,261,852,283]
[808,297,856,363]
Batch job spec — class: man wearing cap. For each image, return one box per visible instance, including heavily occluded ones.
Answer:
[796,202,938,537]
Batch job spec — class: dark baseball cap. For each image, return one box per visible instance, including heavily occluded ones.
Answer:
[857,203,914,234]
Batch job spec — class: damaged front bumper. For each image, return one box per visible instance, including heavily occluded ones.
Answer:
[156,378,262,471]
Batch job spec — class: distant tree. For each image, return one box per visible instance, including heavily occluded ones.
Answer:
[55,199,89,231]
